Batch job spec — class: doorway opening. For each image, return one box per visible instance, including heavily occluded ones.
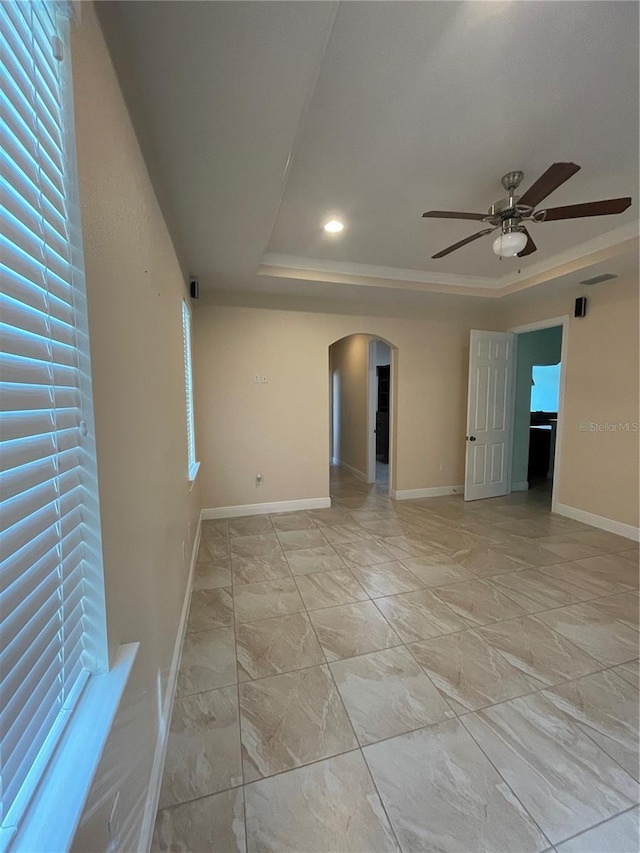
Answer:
[329,334,396,496]
[510,320,566,508]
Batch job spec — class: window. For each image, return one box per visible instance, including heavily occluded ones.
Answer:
[181,299,198,482]
[531,363,561,413]
[0,2,108,845]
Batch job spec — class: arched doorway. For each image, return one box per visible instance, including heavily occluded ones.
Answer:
[328,333,397,497]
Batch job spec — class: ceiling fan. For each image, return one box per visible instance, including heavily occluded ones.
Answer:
[423,163,632,259]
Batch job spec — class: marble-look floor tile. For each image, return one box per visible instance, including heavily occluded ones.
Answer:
[360,519,412,538]
[535,561,632,600]
[309,600,401,661]
[478,616,602,688]
[351,560,425,598]
[573,554,639,591]
[306,506,352,526]
[409,629,534,713]
[555,805,639,852]
[364,719,549,853]
[620,547,639,565]
[294,568,368,610]
[244,750,400,852]
[197,537,230,562]
[276,528,328,551]
[200,519,229,542]
[230,533,282,558]
[233,578,304,624]
[229,515,274,538]
[380,534,444,560]
[490,568,589,613]
[433,579,527,627]
[153,788,246,853]
[330,646,453,745]
[591,591,639,631]
[186,588,233,633]
[239,665,357,782]
[320,522,373,545]
[451,544,526,577]
[270,510,318,531]
[177,627,236,697]
[544,669,639,780]
[536,602,640,666]
[535,535,606,562]
[573,529,636,553]
[612,659,640,689]
[374,588,466,642]
[158,686,242,809]
[230,551,292,585]
[493,537,566,568]
[333,539,397,568]
[192,560,232,591]
[235,613,325,681]
[285,544,346,575]
[462,692,639,844]
[400,554,475,587]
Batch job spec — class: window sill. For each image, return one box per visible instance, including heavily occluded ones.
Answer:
[5,643,139,853]
[188,461,201,491]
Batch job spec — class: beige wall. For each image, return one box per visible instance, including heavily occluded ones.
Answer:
[69,5,201,850]
[499,276,639,529]
[330,334,371,476]
[194,301,494,508]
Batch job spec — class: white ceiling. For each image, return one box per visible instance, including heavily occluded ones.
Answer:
[99,1,639,304]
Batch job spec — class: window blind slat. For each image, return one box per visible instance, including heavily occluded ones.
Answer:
[0,2,104,832]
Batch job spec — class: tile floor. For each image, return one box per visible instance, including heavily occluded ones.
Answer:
[153,466,639,852]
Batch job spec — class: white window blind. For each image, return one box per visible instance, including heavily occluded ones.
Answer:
[182,300,196,477]
[0,1,106,842]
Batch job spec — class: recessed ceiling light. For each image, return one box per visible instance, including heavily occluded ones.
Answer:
[324,219,344,234]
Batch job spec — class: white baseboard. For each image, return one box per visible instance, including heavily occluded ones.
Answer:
[336,460,367,482]
[511,481,529,492]
[554,502,639,542]
[202,497,331,520]
[138,512,202,851]
[391,485,464,500]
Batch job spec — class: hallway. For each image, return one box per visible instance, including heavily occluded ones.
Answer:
[153,467,639,852]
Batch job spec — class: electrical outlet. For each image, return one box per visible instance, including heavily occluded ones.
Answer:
[260,375,268,384]
[439,462,445,472]
[255,473,263,486]
[253,374,260,383]
[107,791,121,852]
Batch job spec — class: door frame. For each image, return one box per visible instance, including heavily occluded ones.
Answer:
[367,339,394,494]
[508,315,570,514]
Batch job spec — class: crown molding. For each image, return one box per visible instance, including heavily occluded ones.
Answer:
[260,220,639,299]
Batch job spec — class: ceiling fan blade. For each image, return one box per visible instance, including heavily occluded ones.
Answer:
[518,162,581,209]
[422,210,487,221]
[538,197,632,221]
[517,227,537,257]
[432,228,494,259]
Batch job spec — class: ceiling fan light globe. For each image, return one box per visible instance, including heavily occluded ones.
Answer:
[492,230,527,257]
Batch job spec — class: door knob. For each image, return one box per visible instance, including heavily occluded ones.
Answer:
[467,436,477,442]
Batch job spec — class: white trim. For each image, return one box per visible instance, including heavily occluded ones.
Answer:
[336,460,367,482]
[392,485,463,500]
[138,514,202,852]
[330,456,339,465]
[509,315,569,514]
[188,460,201,492]
[11,644,138,853]
[555,503,639,542]
[202,497,331,520]
[367,340,377,485]
[259,223,639,296]
[511,480,529,492]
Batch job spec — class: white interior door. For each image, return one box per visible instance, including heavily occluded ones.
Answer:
[465,330,516,501]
